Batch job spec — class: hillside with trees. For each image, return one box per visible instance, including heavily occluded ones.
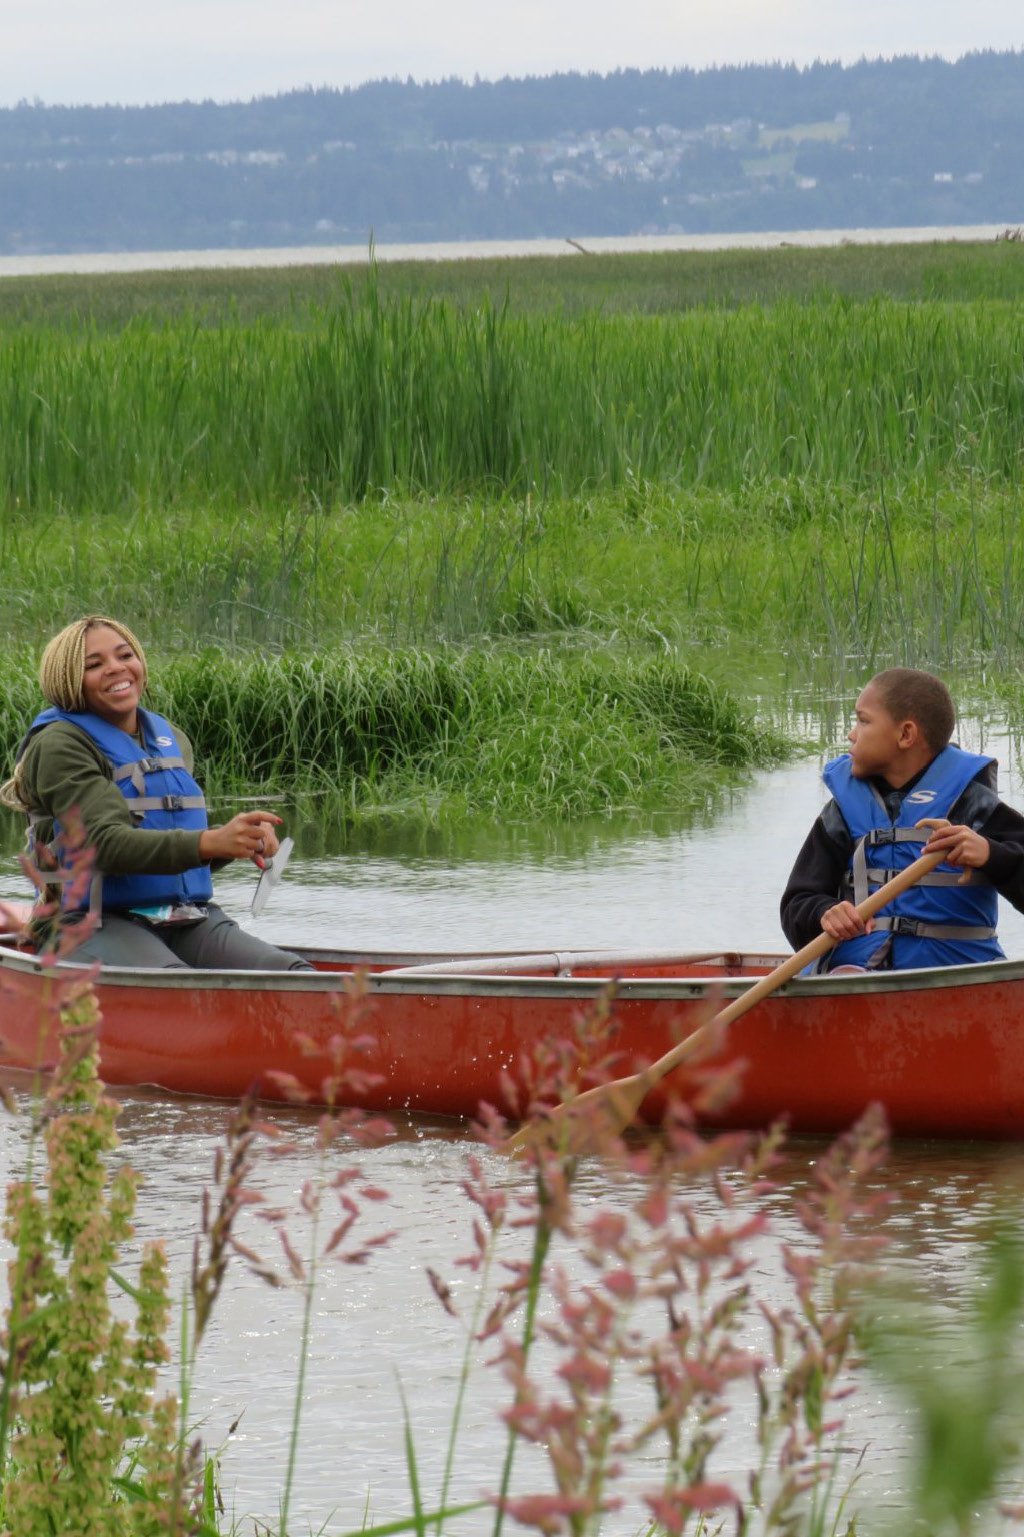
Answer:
[3,50,1023,253]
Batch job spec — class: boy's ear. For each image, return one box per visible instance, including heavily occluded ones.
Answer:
[897,717,920,749]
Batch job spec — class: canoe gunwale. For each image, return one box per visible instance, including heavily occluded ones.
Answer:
[371,954,1024,1001]
[2,943,1024,1002]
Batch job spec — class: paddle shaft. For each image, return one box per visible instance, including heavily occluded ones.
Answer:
[638,846,947,1089]
[503,847,950,1154]
[383,948,728,978]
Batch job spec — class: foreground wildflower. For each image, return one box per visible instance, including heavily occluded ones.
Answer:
[1,988,180,1534]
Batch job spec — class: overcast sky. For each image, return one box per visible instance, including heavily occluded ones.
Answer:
[5,0,1023,110]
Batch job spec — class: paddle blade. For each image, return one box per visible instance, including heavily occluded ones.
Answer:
[503,1073,651,1158]
[502,1008,725,1157]
[251,836,294,918]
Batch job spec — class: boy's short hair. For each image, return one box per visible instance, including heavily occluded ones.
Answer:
[870,667,955,755]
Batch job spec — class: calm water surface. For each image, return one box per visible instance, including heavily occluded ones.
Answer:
[232,719,1024,962]
[3,725,1024,1530]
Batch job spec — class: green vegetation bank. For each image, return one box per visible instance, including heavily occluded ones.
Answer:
[2,239,1023,821]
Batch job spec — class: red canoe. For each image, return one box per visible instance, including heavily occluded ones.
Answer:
[2,941,1023,1140]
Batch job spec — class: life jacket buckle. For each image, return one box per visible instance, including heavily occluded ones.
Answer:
[867,827,898,846]
[161,794,185,812]
[888,915,924,937]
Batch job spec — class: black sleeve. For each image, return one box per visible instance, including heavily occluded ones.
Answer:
[943,764,1024,910]
[969,795,1024,914]
[779,801,852,951]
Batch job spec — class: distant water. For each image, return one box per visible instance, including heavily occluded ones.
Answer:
[0,223,1016,278]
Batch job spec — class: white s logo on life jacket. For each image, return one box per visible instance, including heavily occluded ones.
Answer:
[155,736,174,747]
[905,789,938,805]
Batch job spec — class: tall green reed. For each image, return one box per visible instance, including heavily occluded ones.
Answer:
[3,281,1024,515]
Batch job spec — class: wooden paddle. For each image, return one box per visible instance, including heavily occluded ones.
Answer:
[503,846,946,1155]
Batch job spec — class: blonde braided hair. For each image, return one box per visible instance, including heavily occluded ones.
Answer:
[0,616,149,811]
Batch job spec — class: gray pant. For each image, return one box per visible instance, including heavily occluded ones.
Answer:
[70,903,312,971]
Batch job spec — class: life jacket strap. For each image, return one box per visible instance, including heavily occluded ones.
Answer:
[113,756,188,796]
[129,794,207,813]
[844,865,987,894]
[850,834,989,905]
[863,826,921,847]
[872,915,997,940]
[852,834,912,903]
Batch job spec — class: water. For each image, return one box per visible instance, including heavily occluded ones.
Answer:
[4,1062,1024,1531]
[225,722,1024,962]
[0,222,1014,279]
[4,728,1024,1529]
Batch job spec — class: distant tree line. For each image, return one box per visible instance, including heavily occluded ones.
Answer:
[2,50,1023,254]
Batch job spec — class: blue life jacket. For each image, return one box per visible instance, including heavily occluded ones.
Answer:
[25,706,213,913]
[820,745,1003,971]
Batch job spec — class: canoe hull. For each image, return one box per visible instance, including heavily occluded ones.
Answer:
[2,945,1024,1139]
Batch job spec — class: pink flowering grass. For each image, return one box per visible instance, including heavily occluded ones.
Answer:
[211,989,891,1537]
[425,1000,891,1537]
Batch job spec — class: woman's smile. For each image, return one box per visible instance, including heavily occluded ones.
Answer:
[81,625,146,731]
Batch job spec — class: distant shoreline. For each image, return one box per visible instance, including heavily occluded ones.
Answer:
[0,223,1017,279]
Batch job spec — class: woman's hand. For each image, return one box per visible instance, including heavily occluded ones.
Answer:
[199,811,283,866]
[0,900,33,937]
[821,901,874,942]
[917,816,990,883]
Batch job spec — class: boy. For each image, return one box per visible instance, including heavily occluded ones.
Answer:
[780,668,1024,971]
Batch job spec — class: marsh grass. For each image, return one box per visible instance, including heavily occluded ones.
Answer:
[2,480,1024,670]
[3,279,1024,514]
[3,245,1023,833]
[156,647,788,815]
[3,241,1024,330]
[0,644,785,822]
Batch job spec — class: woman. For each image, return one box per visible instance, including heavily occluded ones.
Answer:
[1,615,310,970]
